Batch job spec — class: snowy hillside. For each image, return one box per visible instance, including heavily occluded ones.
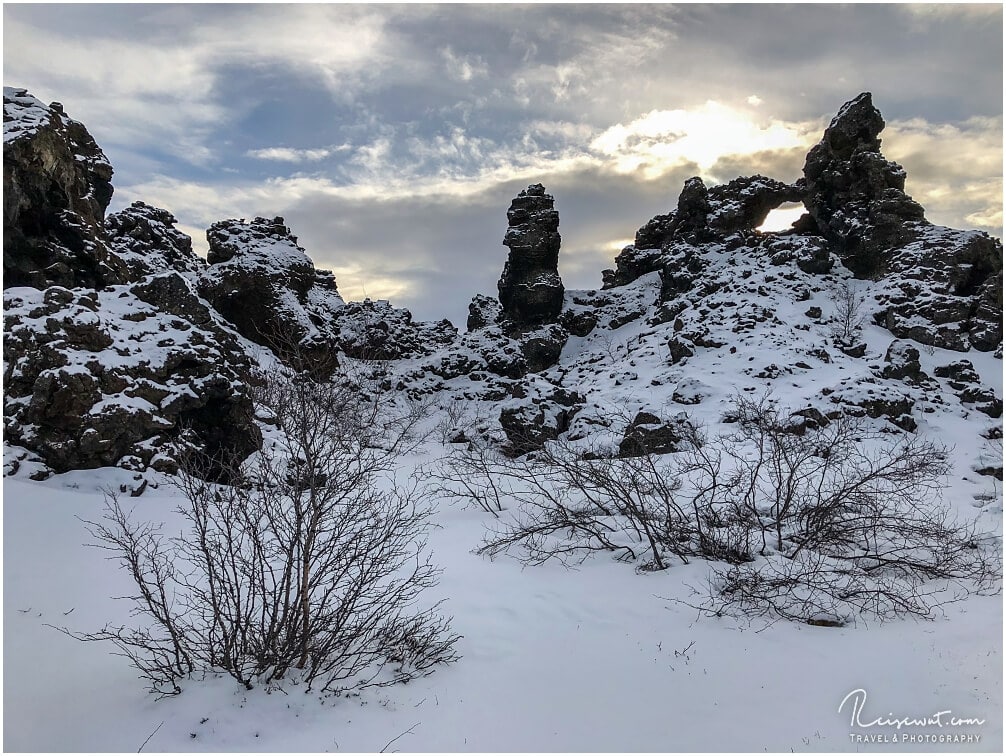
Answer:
[3,86,1002,752]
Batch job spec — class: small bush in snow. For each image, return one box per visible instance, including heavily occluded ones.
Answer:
[828,280,867,346]
[454,395,1000,625]
[72,360,459,696]
[685,396,1000,624]
[444,421,702,571]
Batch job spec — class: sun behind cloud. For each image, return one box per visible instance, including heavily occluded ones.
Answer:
[589,101,818,181]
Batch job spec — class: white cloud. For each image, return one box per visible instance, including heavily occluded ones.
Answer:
[3,6,393,165]
[439,46,488,82]
[124,102,1003,244]
[245,145,349,163]
[901,4,1002,20]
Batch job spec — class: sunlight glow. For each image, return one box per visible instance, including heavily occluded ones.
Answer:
[590,101,815,179]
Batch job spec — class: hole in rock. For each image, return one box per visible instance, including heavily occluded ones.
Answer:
[758,202,807,233]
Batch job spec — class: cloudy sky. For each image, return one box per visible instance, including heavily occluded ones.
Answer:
[4,3,1002,325]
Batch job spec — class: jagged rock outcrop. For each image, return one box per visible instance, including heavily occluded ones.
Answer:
[707,176,804,235]
[106,201,205,280]
[800,92,1001,353]
[3,276,261,479]
[197,216,345,372]
[518,323,568,373]
[333,298,457,360]
[873,228,1002,352]
[934,360,1003,418]
[3,87,129,289]
[499,387,583,456]
[604,175,803,289]
[802,92,926,277]
[467,293,502,332]
[880,340,925,382]
[2,86,1001,487]
[602,93,1001,355]
[629,176,712,255]
[465,184,570,375]
[459,325,529,379]
[498,184,565,329]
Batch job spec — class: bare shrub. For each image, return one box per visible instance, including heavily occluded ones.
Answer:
[68,362,459,696]
[450,394,1000,623]
[437,421,699,570]
[429,436,509,517]
[432,397,489,447]
[829,280,867,345]
[683,395,1001,624]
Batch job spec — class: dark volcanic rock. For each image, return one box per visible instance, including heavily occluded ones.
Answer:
[3,277,261,478]
[461,325,528,379]
[707,175,804,235]
[633,176,712,251]
[874,227,1003,352]
[799,92,1001,353]
[932,360,1002,418]
[829,379,916,430]
[969,271,1003,353]
[106,201,205,280]
[333,298,458,360]
[198,216,345,372]
[499,405,561,456]
[618,411,691,457]
[519,324,568,373]
[3,87,129,289]
[934,360,981,385]
[802,92,926,277]
[467,293,502,332]
[880,340,924,382]
[558,306,598,338]
[499,391,582,457]
[498,184,564,329]
[606,175,803,289]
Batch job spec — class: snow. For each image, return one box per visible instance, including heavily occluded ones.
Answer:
[3,87,51,143]
[3,453,1001,751]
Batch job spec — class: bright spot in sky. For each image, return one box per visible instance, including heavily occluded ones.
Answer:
[591,101,812,179]
[758,202,807,233]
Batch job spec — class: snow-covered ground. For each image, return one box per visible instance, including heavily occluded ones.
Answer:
[3,445,1001,752]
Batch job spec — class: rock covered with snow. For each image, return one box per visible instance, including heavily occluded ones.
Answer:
[3,276,261,478]
[873,225,1002,352]
[332,298,457,360]
[3,87,129,289]
[2,87,1001,488]
[498,385,583,456]
[197,216,345,372]
[880,339,924,382]
[604,175,803,289]
[933,360,1003,418]
[498,184,565,329]
[618,411,692,457]
[798,92,1002,353]
[462,185,571,375]
[106,201,205,280]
